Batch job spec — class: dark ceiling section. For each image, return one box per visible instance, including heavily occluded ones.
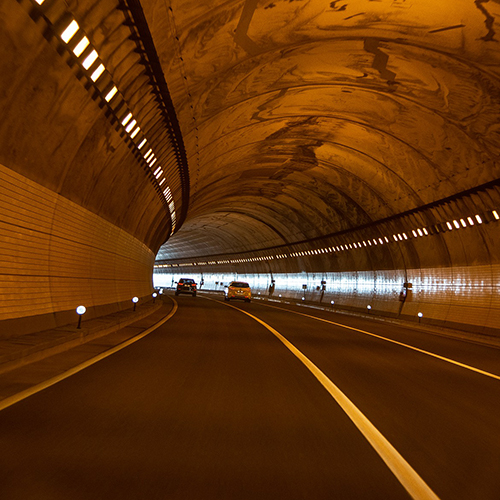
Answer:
[141,0,500,263]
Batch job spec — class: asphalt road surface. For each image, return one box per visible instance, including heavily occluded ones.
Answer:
[1,293,499,500]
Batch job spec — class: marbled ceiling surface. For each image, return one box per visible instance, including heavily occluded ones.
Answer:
[146,0,500,259]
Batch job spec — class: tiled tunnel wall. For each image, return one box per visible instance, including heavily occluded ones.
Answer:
[155,264,500,335]
[0,163,155,336]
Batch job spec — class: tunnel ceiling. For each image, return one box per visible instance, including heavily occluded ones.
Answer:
[143,0,500,261]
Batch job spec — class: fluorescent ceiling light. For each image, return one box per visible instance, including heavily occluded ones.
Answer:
[125,119,137,133]
[122,113,132,126]
[104,86,117,102]
[61,20,79,43]
[73,36,89,57]
[90,63,105,82]
[82,49,98,69]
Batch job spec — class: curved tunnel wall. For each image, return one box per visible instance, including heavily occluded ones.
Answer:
[0,163,155,334]
[2,0,500,337]
[154,192,500,335]
[155,261,500,335]
[0,0,188,335]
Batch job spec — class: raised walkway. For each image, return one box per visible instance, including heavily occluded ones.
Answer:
[0,296,176,409]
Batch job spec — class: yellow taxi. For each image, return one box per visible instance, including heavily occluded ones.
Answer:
[224,281,251,302]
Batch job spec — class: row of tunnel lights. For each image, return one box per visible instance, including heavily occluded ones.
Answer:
[32,0,177,232]
[155,210,500,268]
[75,292,162,327]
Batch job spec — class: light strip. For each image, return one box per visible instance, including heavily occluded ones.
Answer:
[32,2,178,232]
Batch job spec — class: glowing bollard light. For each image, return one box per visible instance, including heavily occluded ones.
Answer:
[418,312,423,323]
[76,305,86,329]
[152,292,158,303]
[367,305,372,311]
[132,296,139,311]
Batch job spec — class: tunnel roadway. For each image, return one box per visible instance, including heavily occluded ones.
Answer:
[1,294,499,500]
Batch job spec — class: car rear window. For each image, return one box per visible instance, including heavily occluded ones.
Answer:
[179,279,195,284]
[231,282,249,288]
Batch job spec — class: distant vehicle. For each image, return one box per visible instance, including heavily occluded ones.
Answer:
[225,281,251,302]
[176,278,197,296]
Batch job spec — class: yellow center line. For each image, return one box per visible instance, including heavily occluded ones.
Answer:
[0,298,178,412]
[259,302,500,382]
[220,300,440,500]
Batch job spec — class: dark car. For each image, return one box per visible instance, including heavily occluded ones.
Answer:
[176,278,197,296]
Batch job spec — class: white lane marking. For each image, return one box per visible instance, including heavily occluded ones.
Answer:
[223,302,440,500]
[259,302,500,382]
[0,299,178,412]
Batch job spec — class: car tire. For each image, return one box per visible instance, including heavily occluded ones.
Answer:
[193,292,196,296]
[175,292,179,296]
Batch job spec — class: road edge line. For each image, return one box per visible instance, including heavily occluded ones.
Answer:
[260,302,500,381]
[0,298,179,412]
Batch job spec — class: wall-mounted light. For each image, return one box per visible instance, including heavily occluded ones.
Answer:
[76,305,86,329]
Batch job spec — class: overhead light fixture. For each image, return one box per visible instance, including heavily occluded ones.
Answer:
[90,63,105,82]
[125,119,137,133]
[104,86,117,102]
[82,49,98,69]
[73,36,89,57]
[122,113,133,126]
[61,20,79,43]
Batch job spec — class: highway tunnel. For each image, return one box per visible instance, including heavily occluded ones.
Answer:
[1,0,500,336]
